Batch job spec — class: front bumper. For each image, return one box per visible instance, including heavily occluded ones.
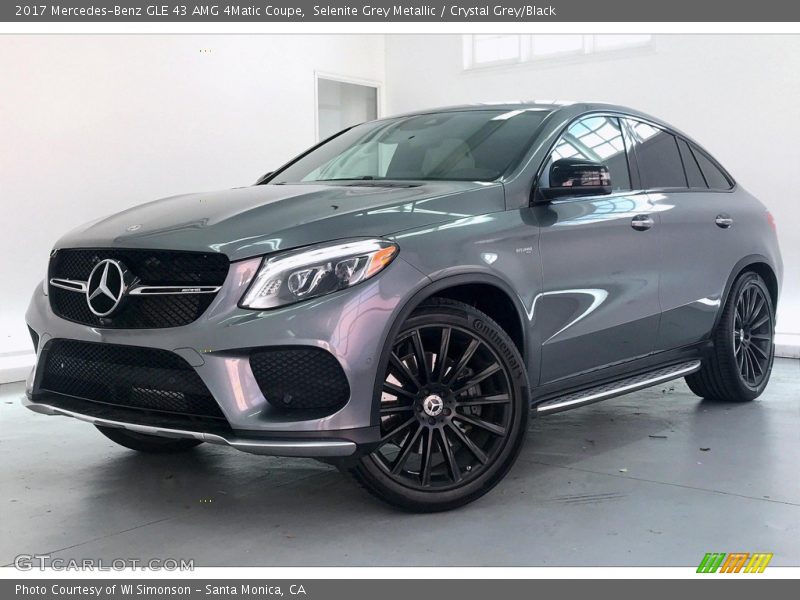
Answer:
[25,255,430,457]
[23,394,358,457]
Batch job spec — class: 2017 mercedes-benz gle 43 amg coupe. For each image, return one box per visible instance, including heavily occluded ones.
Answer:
[26,102,782,511]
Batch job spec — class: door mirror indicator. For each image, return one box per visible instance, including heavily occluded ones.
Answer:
[540,159,613,200]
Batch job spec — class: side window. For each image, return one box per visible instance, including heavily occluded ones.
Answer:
[691,144,733,190]
[625,119,687,189]
[546,116,631,192]
[677,138,707,188]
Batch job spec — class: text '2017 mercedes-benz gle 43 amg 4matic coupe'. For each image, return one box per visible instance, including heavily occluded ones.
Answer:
[26,102,782,511]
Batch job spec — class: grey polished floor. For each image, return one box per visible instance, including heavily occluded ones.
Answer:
[2,359,798,567]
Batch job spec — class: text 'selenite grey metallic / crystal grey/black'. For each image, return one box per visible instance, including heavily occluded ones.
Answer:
[25,102,782,511]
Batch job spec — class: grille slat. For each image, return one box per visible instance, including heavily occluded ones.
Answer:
[249,347,350,411]
[49,249,229,328]
[39,340,226,421]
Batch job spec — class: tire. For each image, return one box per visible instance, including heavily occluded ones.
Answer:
[351,298,529,512]
[686,271,775,402]
[96,426,203,453]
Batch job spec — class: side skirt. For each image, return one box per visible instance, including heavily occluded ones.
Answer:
[534,360,701,415]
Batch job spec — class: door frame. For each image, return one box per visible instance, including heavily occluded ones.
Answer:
[314,70,384,142]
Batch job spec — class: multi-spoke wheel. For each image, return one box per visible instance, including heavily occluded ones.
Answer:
[686,271,775,402]
[351,298,529,512]
[733,280,773,387]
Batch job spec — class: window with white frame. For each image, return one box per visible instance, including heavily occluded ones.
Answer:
[464,34,652,69]
[317,77,378,141]
[467,34,523,67]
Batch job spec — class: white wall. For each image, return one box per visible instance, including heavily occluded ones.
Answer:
[0,34,385,360]
[2,34,798,374]
[385,34,800,339]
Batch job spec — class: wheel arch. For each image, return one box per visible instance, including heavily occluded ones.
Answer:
[713,255,779,332]
[370,273,529,427]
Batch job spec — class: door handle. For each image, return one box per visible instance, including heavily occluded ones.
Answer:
[631,214,654,231]
[715,214,733,229]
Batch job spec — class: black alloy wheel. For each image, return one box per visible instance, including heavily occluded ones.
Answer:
[351,299,529,512]
[686,271,775,402]
[733,280,773,388]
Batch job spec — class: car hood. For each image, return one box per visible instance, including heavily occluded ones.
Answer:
[55,181,502,261]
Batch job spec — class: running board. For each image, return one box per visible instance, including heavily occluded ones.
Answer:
[535,360,702,415]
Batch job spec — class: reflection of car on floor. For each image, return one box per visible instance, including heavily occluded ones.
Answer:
[25,102,782,511]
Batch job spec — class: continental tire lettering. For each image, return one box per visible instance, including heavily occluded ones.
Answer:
[473,319,524,379]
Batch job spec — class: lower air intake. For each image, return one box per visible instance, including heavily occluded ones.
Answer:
[38,339,226,421]
[249,347,350,411]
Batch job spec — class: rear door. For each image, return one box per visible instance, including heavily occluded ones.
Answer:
[535,115,661,384]
[622,118,739,351]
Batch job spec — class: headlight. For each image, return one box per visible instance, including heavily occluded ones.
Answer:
[240,239,398,310]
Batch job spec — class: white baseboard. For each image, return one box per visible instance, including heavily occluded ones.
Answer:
[775,333,800,359]
[0,352,34,385]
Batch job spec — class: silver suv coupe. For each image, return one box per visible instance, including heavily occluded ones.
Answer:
[25,102,782,511]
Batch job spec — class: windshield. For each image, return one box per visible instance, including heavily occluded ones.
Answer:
[270,109,549,184]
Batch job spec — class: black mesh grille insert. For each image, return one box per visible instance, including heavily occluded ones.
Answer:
[39,340,226,421]
[49,248,229,328]
[249,347,350,411]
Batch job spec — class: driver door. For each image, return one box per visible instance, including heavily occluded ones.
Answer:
[534,115,661,384]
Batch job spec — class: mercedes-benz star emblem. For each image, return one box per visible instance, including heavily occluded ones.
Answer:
[86,259,128,317]
[422,394,444,418]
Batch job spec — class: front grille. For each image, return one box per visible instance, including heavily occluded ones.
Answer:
[49,248,229,328]
[38,339,227,421]
[249,347,350,411]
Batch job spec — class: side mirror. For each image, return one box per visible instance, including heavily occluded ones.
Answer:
[540,159,612,200]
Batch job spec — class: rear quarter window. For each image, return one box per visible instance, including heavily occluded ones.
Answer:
[691,144,733,190]
[677,138,707,189]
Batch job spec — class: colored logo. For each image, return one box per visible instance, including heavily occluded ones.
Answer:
[697,552,773,573]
